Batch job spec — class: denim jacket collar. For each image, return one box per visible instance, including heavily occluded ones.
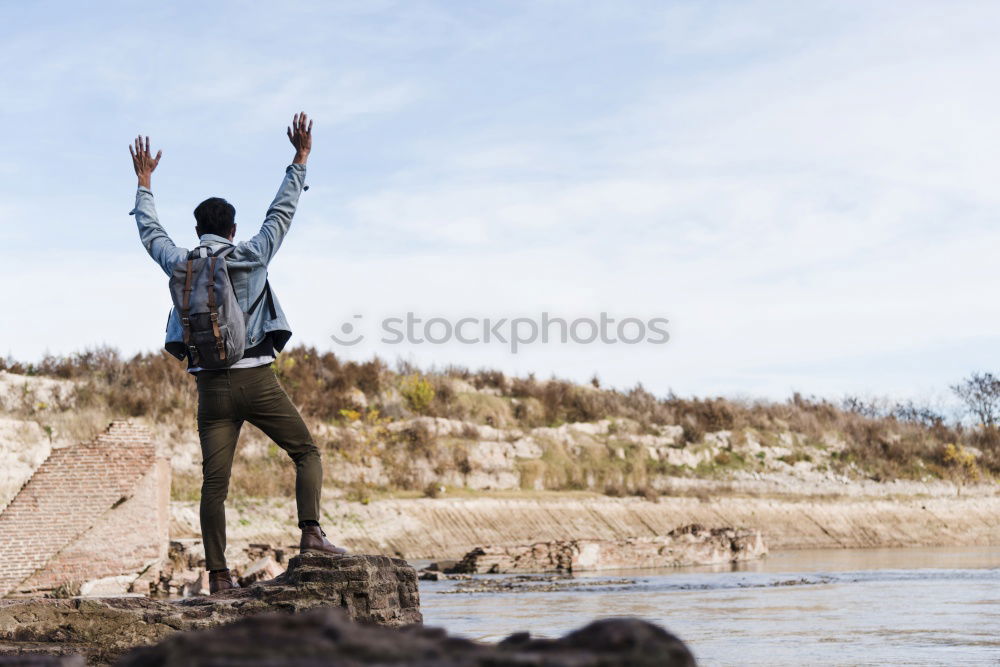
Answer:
[198,233,234,246]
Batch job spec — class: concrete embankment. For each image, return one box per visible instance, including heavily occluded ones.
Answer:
[172,490,1000,560]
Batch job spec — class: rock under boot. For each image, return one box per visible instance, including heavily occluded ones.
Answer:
[209,569,239,594]
[300,525,349,556]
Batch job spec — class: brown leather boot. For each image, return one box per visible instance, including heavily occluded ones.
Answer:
[300,525,349,556]
[208,569,239,594]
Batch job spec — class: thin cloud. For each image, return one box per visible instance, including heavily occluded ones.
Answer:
[0,1,998,402]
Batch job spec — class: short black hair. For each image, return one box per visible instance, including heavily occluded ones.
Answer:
[194,197,236,237]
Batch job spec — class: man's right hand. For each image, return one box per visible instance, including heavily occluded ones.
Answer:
[287,112,312,165]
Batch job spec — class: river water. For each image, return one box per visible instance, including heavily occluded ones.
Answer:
[418,546,1000,666]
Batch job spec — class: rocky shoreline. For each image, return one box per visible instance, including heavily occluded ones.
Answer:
[0,553,420,664]
[0,551,698,667]
[115,607,695,667]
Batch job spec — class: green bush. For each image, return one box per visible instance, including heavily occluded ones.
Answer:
[400,374,435,414]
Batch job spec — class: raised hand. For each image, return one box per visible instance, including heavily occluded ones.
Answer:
[129,135,162,189]
[287,112,312,165]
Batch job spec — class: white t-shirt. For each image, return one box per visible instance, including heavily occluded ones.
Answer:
[188,355,275,374]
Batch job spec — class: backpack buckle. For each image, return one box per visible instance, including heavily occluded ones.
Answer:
[209,312,219,322]
[181,317,191,327]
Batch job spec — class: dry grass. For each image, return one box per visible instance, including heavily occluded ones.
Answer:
[4,347,998,491]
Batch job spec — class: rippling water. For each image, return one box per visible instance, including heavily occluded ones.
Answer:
[418,546,1000,666]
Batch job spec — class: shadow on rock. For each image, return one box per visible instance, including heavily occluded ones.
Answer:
[115,607,697,667]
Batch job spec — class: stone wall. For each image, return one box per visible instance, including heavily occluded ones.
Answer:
[0,421,169,597]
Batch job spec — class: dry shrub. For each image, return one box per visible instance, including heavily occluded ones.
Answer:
[173,450,298,502]
[8,348,1000,488]
[512,397,546,427]
[397,420,437,459]
[518,459,546,490]
[471,369,509,392]
[971,428,1000,471]
[272,347,385,420]
[171,469,202,502]
[13,345,387,425]
[439,392,513,427]
[510,378,627,425]
[345,482,373,504]
[450,441,473,475]
[70,348,195,422]
[229,450,296,499]
[637,485,660,502]
[681,420,705,444]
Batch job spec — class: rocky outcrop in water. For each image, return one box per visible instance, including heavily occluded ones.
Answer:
[115,606,696,667]
[449,524,766,573]
[0,553,420,665]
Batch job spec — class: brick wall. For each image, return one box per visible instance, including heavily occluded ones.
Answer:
[0,421,170,597]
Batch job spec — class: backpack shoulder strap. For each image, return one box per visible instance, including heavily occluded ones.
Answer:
[206,255,226,361]
[180,258,198,366]
[247,279,276,318]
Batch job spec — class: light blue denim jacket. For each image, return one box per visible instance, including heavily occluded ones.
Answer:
[131,163,307,360]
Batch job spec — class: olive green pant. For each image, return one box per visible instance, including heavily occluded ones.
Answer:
[195,365,322,571]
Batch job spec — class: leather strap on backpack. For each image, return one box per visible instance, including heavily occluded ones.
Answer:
[206,256,226,361]
[181,259,198,366]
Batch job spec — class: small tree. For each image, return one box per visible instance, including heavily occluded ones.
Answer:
[951,372,1000,428]
[941,443,981,495]
[400,374,435,415]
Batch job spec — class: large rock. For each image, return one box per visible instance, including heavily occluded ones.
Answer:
[449,524,766,573]
[0,553,420,665]
[115,607,696,667]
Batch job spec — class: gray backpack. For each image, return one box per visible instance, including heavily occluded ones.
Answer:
[168,245,247,368]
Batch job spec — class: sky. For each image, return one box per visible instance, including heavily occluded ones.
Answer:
[1,0,999,404]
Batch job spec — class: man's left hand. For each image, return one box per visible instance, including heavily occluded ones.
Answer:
[129,135,162,189]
